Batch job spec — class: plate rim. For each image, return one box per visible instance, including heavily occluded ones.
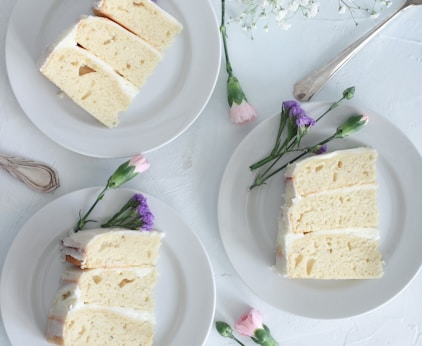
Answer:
[0,186,216,345]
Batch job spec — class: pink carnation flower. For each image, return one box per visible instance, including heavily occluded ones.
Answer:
[129,154,150,174]
[230,99,257,125]
[235,308,263,337]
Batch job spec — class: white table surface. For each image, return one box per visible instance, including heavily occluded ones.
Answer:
[1,0,422,345]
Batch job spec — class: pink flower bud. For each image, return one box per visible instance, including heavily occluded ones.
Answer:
[230,100,257,125]
[235,308,264,337]
[129,154,150,174]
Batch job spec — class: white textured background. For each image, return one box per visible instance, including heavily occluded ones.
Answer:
[1,0,422,345]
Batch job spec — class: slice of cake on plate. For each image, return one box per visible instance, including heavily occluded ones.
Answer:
[40,1,182,128]
[94,0,183,52]
[47,228,163,345]
[275,147,384,279]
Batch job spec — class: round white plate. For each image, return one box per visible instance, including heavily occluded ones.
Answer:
[218,102,422,319]
[5,0,220,158]
[1,187,216,345]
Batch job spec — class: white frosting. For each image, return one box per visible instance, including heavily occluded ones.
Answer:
[283,183,377,207]
[61,266,155,283]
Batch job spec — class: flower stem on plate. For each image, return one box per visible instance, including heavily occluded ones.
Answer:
[248,88,368,189]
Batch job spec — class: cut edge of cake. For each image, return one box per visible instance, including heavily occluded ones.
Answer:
[275,147,384,279]
[39,25,139,128]
[62,228,164,269]
[75,15,162,88]
[94,0,183,52]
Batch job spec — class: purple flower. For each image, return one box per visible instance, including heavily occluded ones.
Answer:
[133,194,154,230]
[310,144,328,155]
[282,101,315,129]
[295,113,316,128]
[282,100,300,111]
[75,154,150,231]
[288,105,305,117]
[132,193,148,207]
[101,193,154,231]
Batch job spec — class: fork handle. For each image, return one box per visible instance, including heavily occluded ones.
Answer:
[293,3,411,102]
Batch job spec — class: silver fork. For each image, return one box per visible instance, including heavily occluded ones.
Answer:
[293,0,422,102]
[0,154,60,192]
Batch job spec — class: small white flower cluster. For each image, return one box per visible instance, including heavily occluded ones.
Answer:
[338,0,392,21]
[230,0,392,32]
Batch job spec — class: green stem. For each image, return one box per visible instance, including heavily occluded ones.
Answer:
[250,151,307,189]
[271,113,287,155]
[250,133,296,171]
[315,96,345,122]
[220,0,233,77]
[250,114,289,170]
[230,335,246,346]
[250,133,337,189]
[76,186,109,231]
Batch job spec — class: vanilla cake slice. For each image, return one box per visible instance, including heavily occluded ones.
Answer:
[94,0,183,52]
[61,266,157,310]
[75,16,162,88]
[47,229,163,345]
[275,147,384,279]
[62,228,163,269]
[39,27,138,128]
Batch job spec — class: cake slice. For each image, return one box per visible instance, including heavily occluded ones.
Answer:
[39,28,138,128]
[47,228,163,345]
[62,229,163,269]
[275,147,384,279]
[47,304,154,346]
[284,147,377,197]
[94,0,183,52]
[61,266,157,310]
[75,16,162,88]
[46,266,157,345]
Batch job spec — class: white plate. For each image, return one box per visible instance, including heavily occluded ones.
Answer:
[218,102,422,319]
[5,0,220,158]
[1,187,216,345]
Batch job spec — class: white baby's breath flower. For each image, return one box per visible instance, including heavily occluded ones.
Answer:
[276,9,287,21]
[231,0,391,32]
[370,11,380,18]
[288,2,299,12]
[303,2,319,17]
